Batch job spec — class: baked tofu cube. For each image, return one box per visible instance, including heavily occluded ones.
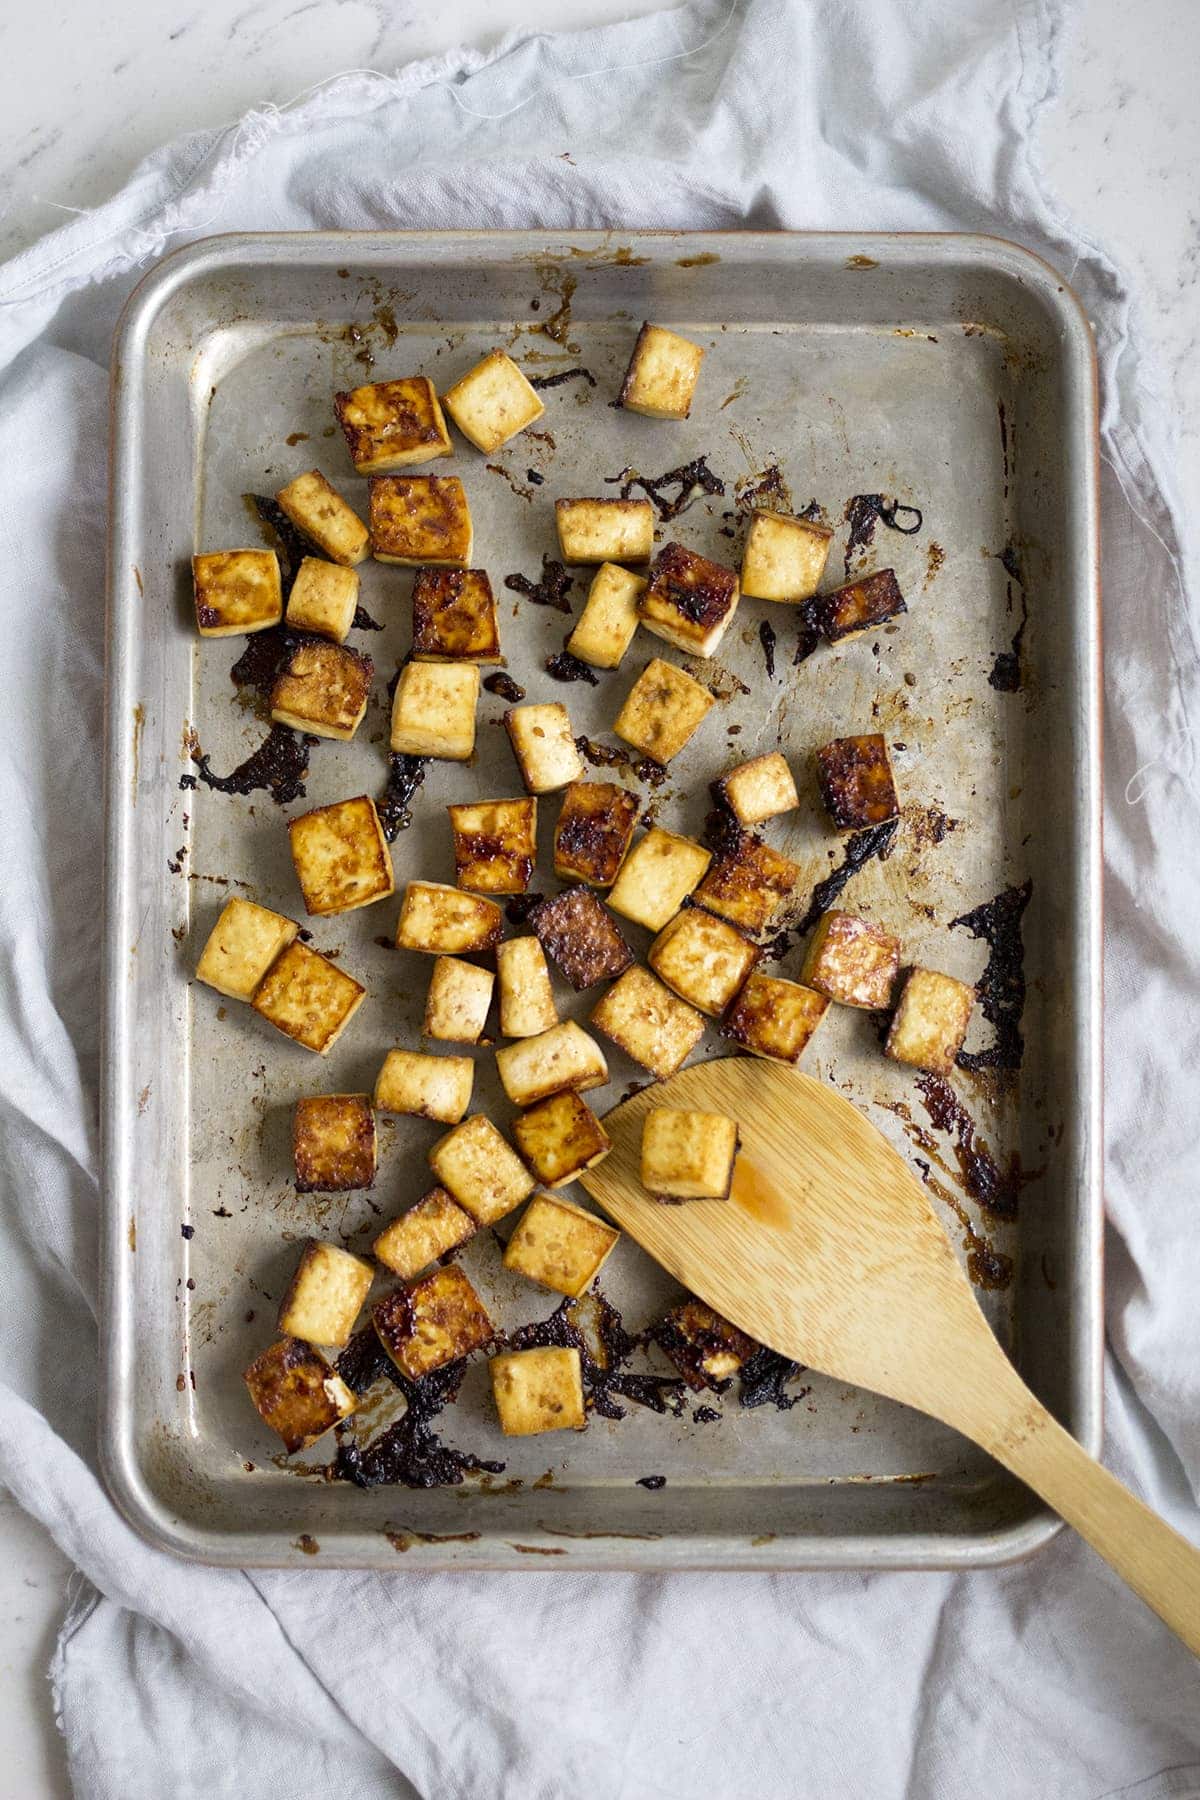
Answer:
[373,1265,494,1381]
[715,751,799,827]
[815,567,907,643]
[638,542,740,658]
[505,702,584,794]
[565,563,646,669]
[693,834,802,936]
[815,734,900,830]
[495,1021,609,1107]
[390,660,479,761]
[740,508,833,602]
[251,941,366,1053]
[423,956,494,1043]
[496,937,558,1038]
[448,797,537,894]
[554,498,654,566]
[395,881,503,955]
[885,967,976,1075]
[292,1094,377,1193]
[369,475,472,567]
[244,1337,358,1452]
[333,377,452,474]
[553,781,639,888]
[641,1108,739,1201]
[374,1049,474,1123]
[441,349,544,453]
[800,911,900,1010]
[411,568,501,663]
[373,1187,476,1280]
[275,470,369,565]
[648,907,760,1017]
[511,1092,612,1190]
[195,897,298,1001]
[606,827,712,932]
[490,1346,585,1435]
[284,557,361,642]
[504,1192,617,1295]
[619,322,704,420]
[192,549,282,637]
[614,658,714,764]
[277,1240,374,1348]
[270,640,373,740]
[720,972,829,1064]
[288,794,394,916]
[427,1114,535,1224]
[653,1298,758,1391]
[530,886,633,990]
[589,964,705,1080]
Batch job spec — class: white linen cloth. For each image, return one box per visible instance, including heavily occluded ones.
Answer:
[1,2,1199,1794]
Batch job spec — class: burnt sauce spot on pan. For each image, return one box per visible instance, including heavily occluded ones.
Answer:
[914,1076,1025,1221]
[636,1475,666,1490]
[505,891,545,926]
[738,1348,811,1410]
[508,1288,687,1421]
[910,1153,1013,1290]
[988,545,1028,692]
[758,618,777,679]
[794,597,821,664]
[331,1334,505,1489]
[605,455,725,522]
[229,624,303,705]
[576,736,668,788]
[545,649,600,686]
[189,724,314,806]
[734,463,792,515]
[504,557,575,614]
[951,879,1031,1073]
[843,493,923,575]
[352,605,383,632]
[378,753,428,841]
[484,671,527,703]
[244,494,316,595]
[530,367,597,390]
[790,818,899,938]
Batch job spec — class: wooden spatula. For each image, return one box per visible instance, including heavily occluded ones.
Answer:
[579,1056,1200,1652]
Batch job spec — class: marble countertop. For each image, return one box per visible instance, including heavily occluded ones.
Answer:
[2,0,1197,1791]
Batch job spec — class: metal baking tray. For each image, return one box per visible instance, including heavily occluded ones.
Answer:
[102,231,1101,1569]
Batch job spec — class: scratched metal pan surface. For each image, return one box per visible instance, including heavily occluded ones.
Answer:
[102,231,1101,1569]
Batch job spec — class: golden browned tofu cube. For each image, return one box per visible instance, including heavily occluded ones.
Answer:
[653,1299,758,1391]
[496,937,558,1038]
[192,549,282,637]
[553,781,639,888]
[292,1094,377,1193]
[720,971,829,1064]
[641,1108,739,1201]
[288,794,394,917]
[614,658,714,764]
[504,1191,617,1295]
[505,701,584,794]
[195,897,298,1001]
[885,967,975,1075]
[607,827,712,932]
[334,377,451,473]
[373,1265,494,1381]
[800,911,900,1010]
[244,1337,358,1452]
[554,498,654,565]
[374,1049,474,1123]
[373,1187,476,1280]
[448,797,538,894]
[284,556,360,642]
[530,886,633,990]
[639,542,740,658]
[715,751,799,827]
[369,475,472,567]
[740,508,833,602]
[565,563,646,669]
[815,734,900,830]
[648,906,760,1016]
[423,956,494,1043]
[427,1114,535,1224]
[510,1092,612,1190]
[618,322,704,419]
[395,880,503,954]
[694,834,802,937]
[271,640,373,741]
[815,567,907,643]
[441,349,544,453]
[495,1021,609,1107]
[390,660,479,761]
[277,1239,374,1347]
[491,1346,585,1435]
[275,469,369,565]
[251,941,366,1053]
[589,964,705,1080]
[411,568,501,663]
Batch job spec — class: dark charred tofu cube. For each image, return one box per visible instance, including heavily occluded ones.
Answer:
[530,886,634,990]
[373,1187,476,1280]
[555,498,654,565]
[491,1346,585,1435]
[715,751,799,827]
[589,964,705,1080]
[565,563,647,669]
[448,797,538,894]
[192,549,282,637]
[251,941,366,1053]
[495,1021,609,1107]
[292,1094,377,1193]
[553,780,640,888]
[390,660,479,760]
[496,937,558,1038]
[693,833,802,937]
[369,475,472,566]
[614,658,714,764]
[721,972,829,1064]
[195,897,298,1001]
[373,1265,494,1380]
[285,557,360,642]
[427,1114,535,1224]
[801,911,900,1009]
[607,827,712,932]
[639,542,740,659]
[815,734,900,830]
[333,377,451,473]
[374,1049,474,1123]
[423,956,494,1043]
[271,640,373,740]
[648,907,760,1016]
[505,701,585,794]
[441,349,544,453]
[619,322,704,419]
[277,1239,374,1347]
[816,567,907,643]
[740,508,833,602]
[411,568,501,663]
[504,1191,617,1295]
[275,470,369,565]
[511,1092,612,1190]
[641,1108,739,1201]
[653,1299,758,1391]
[885,967,975,1075]
[395,880,502,954]
[288,794,394,916]
[244,1337,358,1452]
